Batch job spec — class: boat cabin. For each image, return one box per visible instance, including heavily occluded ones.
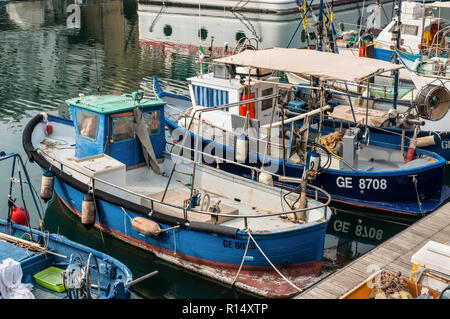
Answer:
[66,93,166,168]
[375,1,449,55]
[186,64,280,135]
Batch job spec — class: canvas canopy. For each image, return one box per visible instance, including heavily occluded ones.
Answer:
[425,1,450,9]
[214,48,403,83]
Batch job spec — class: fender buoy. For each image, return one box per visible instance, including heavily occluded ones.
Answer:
[81,192,96,230]
[11,206,30,226]
[131,217,161,237]
[40,171,54,203]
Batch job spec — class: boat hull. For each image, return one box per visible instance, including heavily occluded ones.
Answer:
[0,219,133,299]
[52,173,327,298]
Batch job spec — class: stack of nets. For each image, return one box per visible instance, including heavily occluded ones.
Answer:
[369,271,414,299]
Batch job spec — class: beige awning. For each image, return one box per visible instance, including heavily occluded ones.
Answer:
[214,48,403,83]
[425,1,450,9]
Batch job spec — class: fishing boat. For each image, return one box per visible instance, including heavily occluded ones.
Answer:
[285,31,450,164]
[138,0,301,14]
[337,1,450,65]
[154,47,450,217]
[341,240,450,299]
[22,94,333,298]
[0,152,134,299]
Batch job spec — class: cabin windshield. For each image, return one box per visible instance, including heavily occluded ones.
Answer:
[76,109,99,140]
[388,23,419,36]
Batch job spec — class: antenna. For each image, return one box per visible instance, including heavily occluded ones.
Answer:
[90,38,101,95]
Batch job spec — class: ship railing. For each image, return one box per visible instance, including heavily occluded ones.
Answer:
[38,148,332,229]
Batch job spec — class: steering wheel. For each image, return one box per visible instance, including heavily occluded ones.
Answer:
[65,252,101,299]
[85,253,101,299]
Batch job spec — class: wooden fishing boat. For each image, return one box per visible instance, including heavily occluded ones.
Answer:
[0,152,134,299]
[22,93,333,298]
[154,47,450,217]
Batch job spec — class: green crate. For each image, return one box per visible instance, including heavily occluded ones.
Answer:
[33,267,67,293]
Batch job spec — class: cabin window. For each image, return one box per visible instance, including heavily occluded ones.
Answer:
[192,85,229,108]
[76,109,99,141]
[143,111,161,135]
[388,24,418,36]
[112,115,135,142]
[261,88,274,111]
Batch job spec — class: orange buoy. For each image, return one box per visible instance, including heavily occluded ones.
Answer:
[11,205,30,226]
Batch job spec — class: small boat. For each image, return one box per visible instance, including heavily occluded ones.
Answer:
[22,94,332,298]
[155,47,450,216]
[0,152,134,299]
[341,240,450,299]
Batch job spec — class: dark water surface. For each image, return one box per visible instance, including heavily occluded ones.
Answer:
[0,0,428,299]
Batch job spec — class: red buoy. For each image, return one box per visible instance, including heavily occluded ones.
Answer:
[11,205,30,226]
[45,124,53,135]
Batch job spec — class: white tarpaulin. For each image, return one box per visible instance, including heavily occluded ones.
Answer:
[215,48,403,83]
[0,258,34,299]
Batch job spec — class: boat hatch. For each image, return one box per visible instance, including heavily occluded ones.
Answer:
[66,93,166,167]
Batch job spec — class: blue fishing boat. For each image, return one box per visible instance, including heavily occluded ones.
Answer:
[0,152,134,299]
[22,93,333,298]
[153,47,450,217]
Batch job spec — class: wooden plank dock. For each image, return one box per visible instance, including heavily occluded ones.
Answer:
[295,202,450,299]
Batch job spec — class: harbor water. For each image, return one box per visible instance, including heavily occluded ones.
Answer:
[1,0,447,299]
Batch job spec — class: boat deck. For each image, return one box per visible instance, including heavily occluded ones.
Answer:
[38,133,327,235]
[293,202,450,299]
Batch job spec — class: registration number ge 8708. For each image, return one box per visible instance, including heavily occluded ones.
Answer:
[336,177,387,190]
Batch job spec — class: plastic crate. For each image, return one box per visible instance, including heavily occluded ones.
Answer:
[33,267,67,293]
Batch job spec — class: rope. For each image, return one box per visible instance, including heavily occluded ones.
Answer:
[231,229,303,292]
[410,175,425,217]
[121,207,132,234]
[231,234,251,286]
[318,136,343,159]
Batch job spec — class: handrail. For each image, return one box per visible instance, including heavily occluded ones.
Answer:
[0,152,44,236]
[37,147,331,220]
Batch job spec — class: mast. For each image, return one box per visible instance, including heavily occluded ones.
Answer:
[392,0,402,110]
[318,0,324,51]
